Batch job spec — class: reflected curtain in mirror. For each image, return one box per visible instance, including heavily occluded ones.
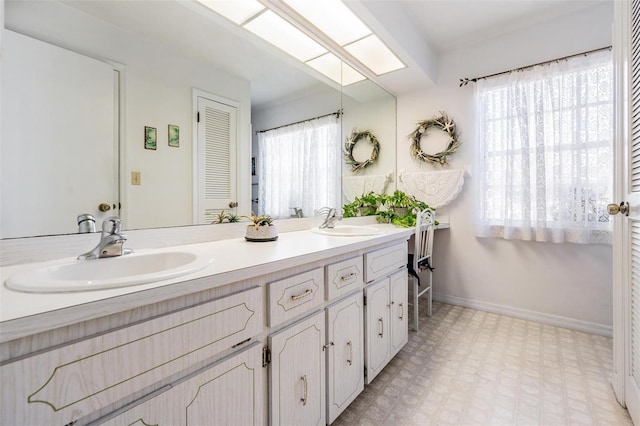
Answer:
[258,115,341,218]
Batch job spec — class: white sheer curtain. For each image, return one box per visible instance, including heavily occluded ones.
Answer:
[475,50,613,244]
[258,114,341,219]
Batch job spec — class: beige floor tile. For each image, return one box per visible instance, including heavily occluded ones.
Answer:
[332,302,632,425]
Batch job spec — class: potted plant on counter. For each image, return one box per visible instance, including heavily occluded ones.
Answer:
[243,212,278,241]
[342,192,381,218]
[377,190,434,228]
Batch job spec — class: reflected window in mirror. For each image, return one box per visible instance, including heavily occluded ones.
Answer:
[257,114,341,218]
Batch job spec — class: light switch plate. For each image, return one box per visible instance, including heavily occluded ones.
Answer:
[131,171,141,185]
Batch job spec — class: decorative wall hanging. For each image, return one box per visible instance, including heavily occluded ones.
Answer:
[398,169,466,209]
[168,124,180,147]
[342,171,393,203]
[344,129,380,172]
[144,126,157,150]
[409,112,460,165]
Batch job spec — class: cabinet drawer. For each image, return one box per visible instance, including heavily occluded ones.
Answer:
[268,268,324,327]
[98,342,265,426]
[325,256,364,301]
[364,242,408,283]
[0,287,264,426]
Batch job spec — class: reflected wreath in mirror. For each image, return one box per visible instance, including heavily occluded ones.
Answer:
[409,112,460,165]
[344,129,380,172]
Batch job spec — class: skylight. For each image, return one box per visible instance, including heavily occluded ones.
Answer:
[244,10,327,62]
[195,0,405,84]
[197,0,265,25]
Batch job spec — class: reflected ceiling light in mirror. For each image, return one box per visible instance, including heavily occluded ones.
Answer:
[197,0,265,25]
[283,0,369,45]
[244,10,327,62]
[344,34,405,75]
[306,53,366,86]
[283,0,405,76]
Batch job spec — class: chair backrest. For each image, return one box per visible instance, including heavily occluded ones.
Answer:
[413,209,435,271]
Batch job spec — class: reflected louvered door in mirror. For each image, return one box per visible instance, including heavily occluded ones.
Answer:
[615,0,640,421]
[195,95,238,224]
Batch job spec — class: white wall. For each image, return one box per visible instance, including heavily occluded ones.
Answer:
[396,2,614,334]
[5,1,252,230]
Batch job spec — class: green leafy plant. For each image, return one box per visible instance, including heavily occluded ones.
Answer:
[342,192,382,218]
[228,214,240,223]
[377,190,435,228]
[243,212,274,229]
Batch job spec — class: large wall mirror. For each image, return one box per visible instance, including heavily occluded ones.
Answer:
[2,0,396,239]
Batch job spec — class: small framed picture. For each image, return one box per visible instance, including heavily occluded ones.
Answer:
[168,124,180,147]
[144,126,157,150]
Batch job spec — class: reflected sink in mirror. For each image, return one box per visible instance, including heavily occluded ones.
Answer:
[5,250,214,293]
[310,225,383,237]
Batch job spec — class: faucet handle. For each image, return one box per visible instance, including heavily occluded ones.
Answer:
[102,216,122,234]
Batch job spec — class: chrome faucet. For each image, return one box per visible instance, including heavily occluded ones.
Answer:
[78,217,133,260]
[318,207,342,229]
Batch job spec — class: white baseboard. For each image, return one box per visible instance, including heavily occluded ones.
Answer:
[434,293,612,337]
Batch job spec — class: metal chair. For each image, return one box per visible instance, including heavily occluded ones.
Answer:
[408,208,435,331]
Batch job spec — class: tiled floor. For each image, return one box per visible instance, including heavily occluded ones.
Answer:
[333,301,632,426]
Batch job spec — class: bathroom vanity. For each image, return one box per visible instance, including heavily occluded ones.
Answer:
[0,224,412,425]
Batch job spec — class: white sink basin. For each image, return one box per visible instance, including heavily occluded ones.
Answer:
[310,225,383,237]
[5,250,214,293]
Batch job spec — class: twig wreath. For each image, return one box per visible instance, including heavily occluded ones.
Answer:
[344,129,380,172]
[409,112,460,165]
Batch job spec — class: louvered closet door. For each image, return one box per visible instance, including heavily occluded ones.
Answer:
[616,0,640,422]
[196,96,238,224]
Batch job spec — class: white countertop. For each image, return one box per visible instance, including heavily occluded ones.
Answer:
[0,225,413,343]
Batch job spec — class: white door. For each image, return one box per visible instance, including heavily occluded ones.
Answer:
[195,94,238,224]
[1,30,118,238]
[389,269,409,358]
[613,0,640,421]
[364,279,390,384]
[269,311,326,426]
[326,292,364,424]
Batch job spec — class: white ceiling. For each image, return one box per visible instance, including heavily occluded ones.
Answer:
[55,0,610,105]
[349,0,610,93]
[385,0,605,53]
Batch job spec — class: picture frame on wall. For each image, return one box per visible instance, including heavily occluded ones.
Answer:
[144,126,157,150]
[168,124,180,147]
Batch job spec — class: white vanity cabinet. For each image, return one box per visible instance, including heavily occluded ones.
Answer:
[364,270,408,384]
[97,342,264,426]
[269,310,326,426]
[0,228,413,426]
[0,286,264,426]
[363,242,408,385]
[325,291,364,424]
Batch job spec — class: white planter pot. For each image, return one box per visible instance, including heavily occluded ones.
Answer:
[245,225,278,241]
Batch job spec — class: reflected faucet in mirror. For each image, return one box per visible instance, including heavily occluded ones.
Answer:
[78,217,133,260]
[318,207,342,229]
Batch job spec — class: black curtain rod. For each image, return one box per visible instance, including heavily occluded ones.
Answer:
[256,109,343,134]
[459,46,612,87]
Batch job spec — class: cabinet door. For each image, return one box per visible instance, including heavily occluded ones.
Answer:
[269,311,325,426]
[326,292,364,424]
[98,342,265,426]
[364,279,390,384]
[389,269,409,358]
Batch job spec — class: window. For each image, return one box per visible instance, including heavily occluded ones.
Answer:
[258,114,341,218]
[475,50,613,244]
